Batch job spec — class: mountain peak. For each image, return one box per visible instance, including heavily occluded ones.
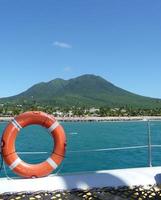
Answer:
[72,74,106,81]
[49,78,65,83]
[76,74,100,78]
[0,74,161,108]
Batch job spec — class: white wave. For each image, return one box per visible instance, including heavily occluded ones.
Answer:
[69,132,78,135]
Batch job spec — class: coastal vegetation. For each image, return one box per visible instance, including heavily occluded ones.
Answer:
[1,103,161,117]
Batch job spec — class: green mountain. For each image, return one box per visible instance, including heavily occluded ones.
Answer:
[1,74,161,108]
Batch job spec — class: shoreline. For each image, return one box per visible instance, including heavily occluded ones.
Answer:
[57,116,161,122]
[1,116,161,122]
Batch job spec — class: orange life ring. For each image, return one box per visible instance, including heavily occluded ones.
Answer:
[1,111,66,178]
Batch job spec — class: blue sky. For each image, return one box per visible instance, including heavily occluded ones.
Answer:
[0,0,161,98]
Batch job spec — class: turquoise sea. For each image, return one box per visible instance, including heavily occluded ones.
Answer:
[0,121,161,178]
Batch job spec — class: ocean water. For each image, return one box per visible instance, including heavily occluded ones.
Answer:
[0,121,161,178]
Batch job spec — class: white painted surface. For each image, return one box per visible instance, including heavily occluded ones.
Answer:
[48,121,59,133]
[9,158,21,170]
[0,167,161,193]
[46,158,58,169]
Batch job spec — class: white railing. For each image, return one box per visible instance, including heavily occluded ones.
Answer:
[0,120,160,176]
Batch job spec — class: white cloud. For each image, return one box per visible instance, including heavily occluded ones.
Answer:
[63,67,72,72]
[53,41,72,48]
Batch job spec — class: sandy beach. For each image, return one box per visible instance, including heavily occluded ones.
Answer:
[1,116,161,122]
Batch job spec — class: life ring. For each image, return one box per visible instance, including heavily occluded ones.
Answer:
[1,111,66,178]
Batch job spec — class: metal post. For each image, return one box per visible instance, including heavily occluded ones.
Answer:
[147,120,152,167]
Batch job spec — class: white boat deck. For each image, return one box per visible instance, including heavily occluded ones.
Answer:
[0,166,161,193]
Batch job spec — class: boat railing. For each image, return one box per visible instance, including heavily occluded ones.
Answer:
[0,119,160,177]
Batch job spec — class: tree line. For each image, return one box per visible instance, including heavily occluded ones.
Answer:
[1,103,161,117]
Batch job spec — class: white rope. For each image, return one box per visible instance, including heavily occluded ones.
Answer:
[3,162,13,180]
[68,145,161,153]
[68,145,149,153]
[151,145,161,147]
[17,151,48,155]
[55,161,65,175]
[16,145,161,155]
